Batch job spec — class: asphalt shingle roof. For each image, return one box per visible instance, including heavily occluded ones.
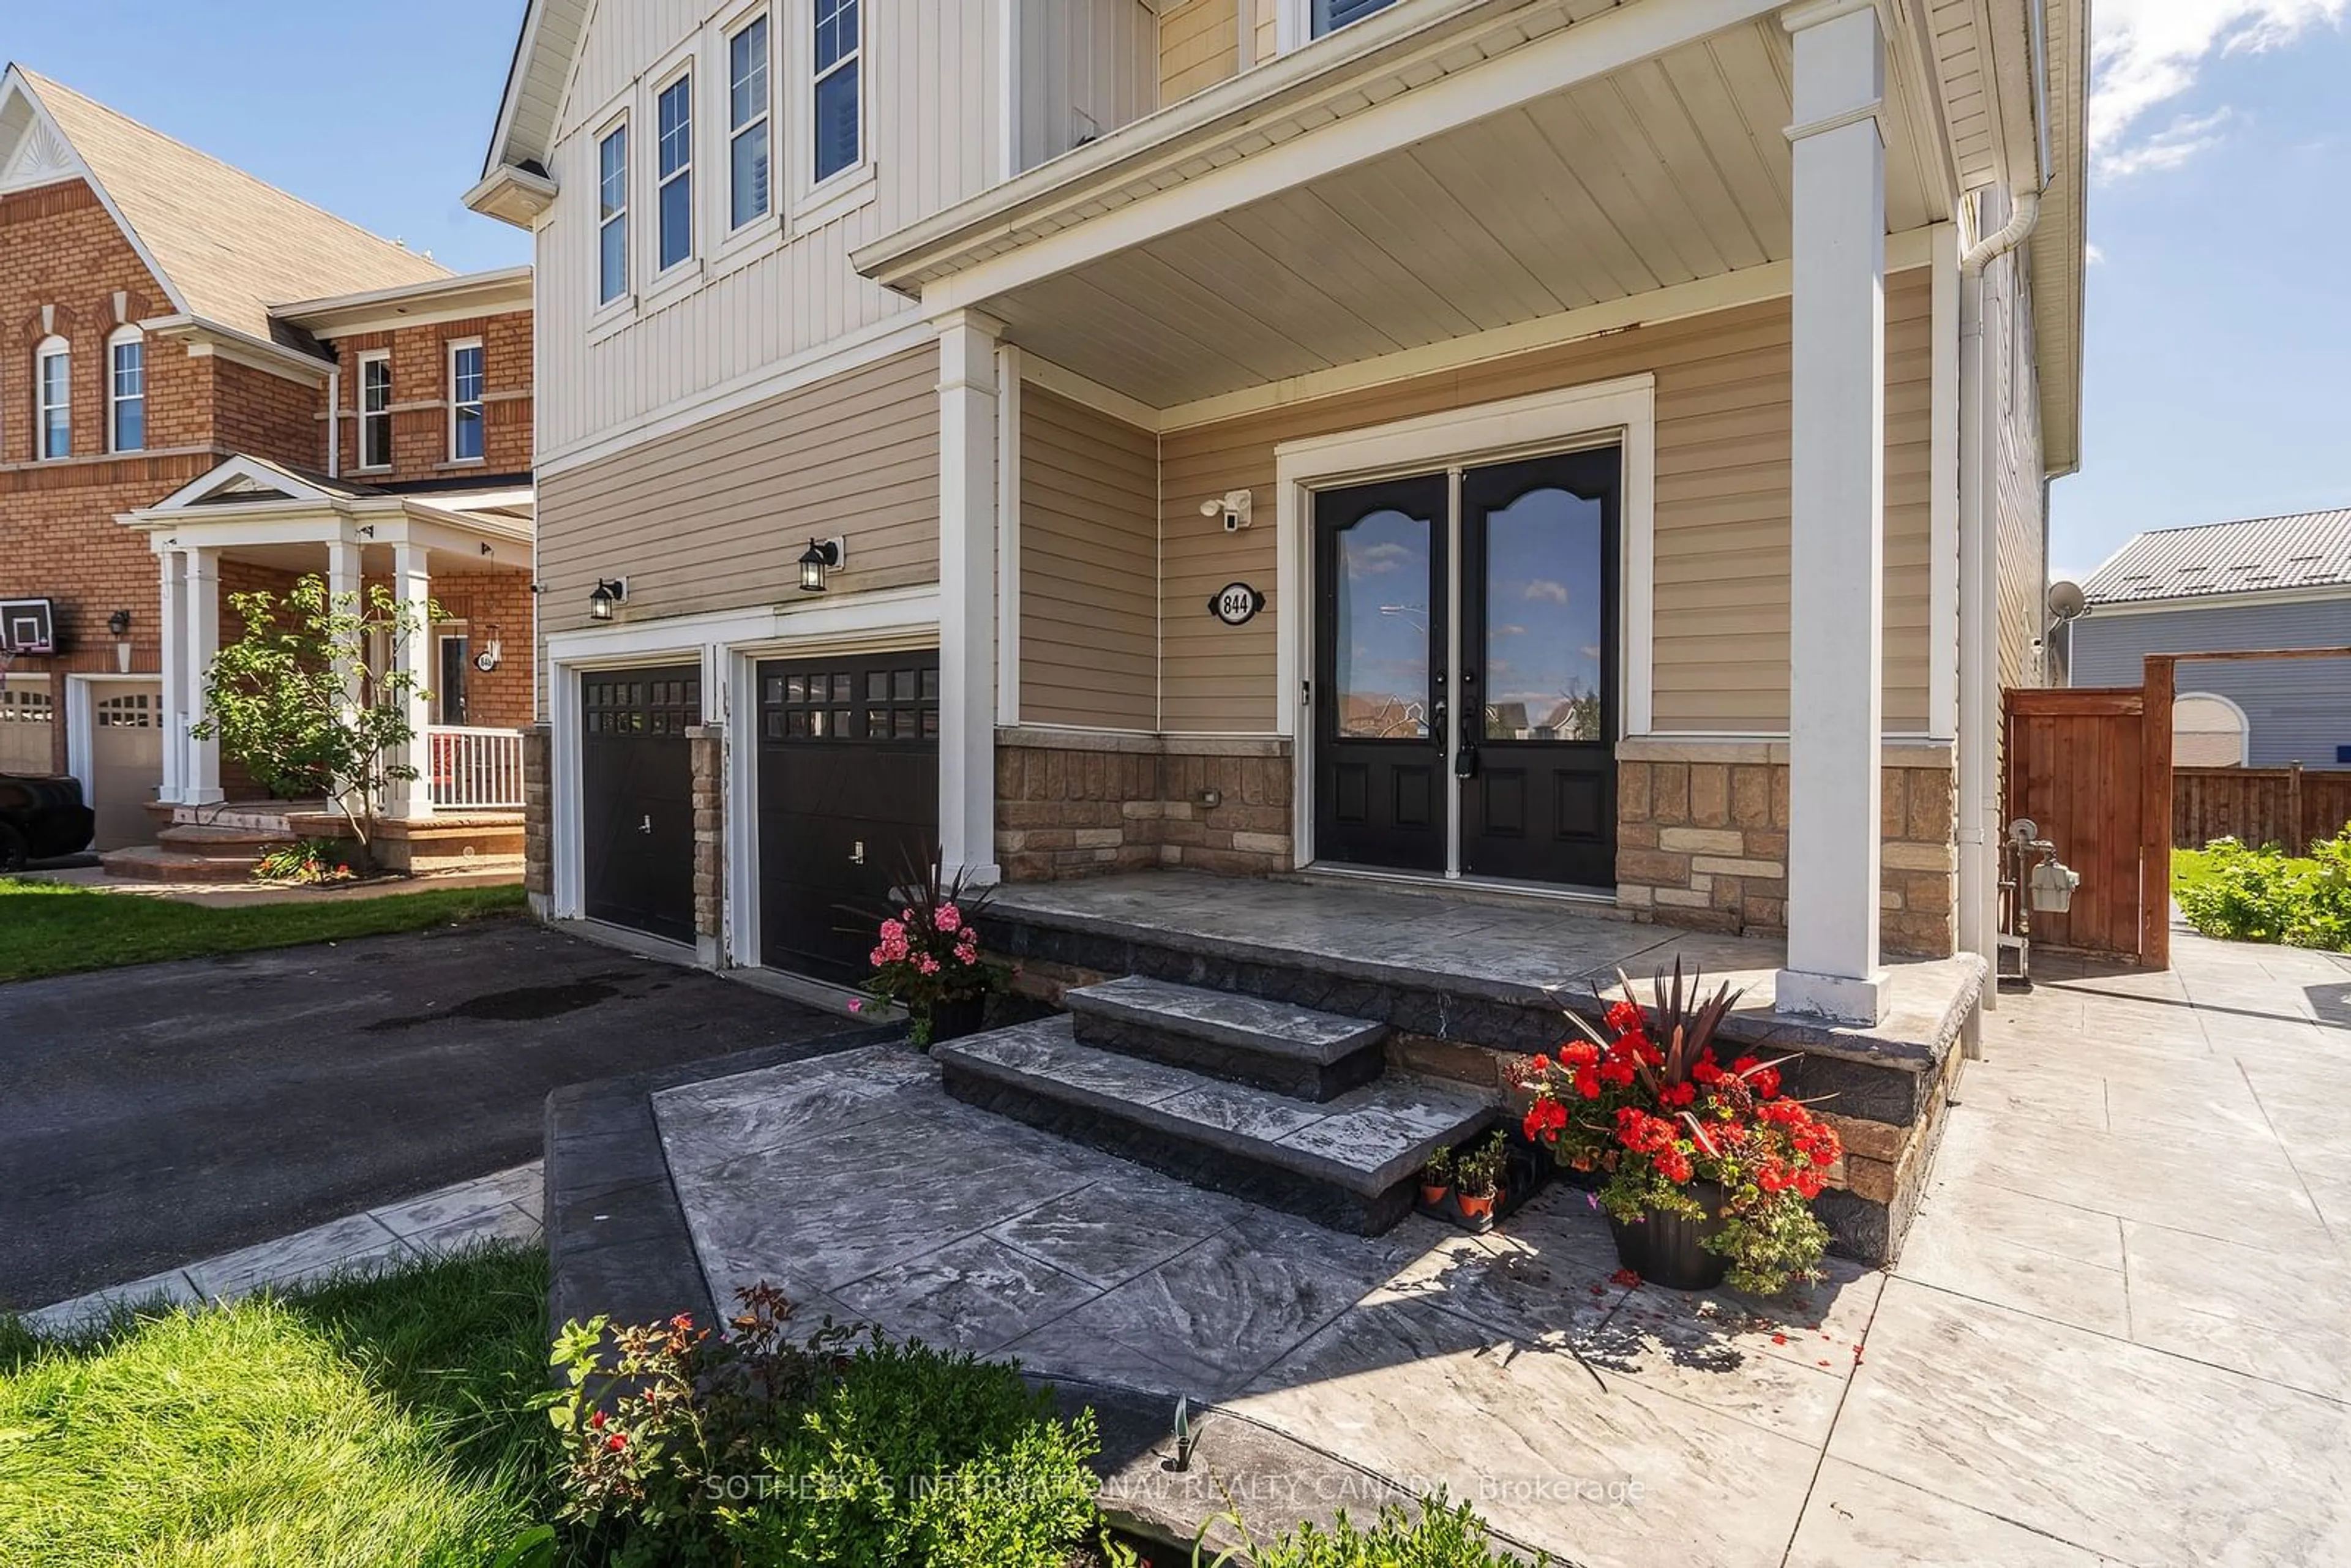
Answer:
[20,69,450,342]
[2082,510,2351,606]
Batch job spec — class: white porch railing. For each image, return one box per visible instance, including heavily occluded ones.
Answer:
[424,726,528,811]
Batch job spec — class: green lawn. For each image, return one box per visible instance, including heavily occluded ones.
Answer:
[0,1247,553,1568]
[0,879,527,983]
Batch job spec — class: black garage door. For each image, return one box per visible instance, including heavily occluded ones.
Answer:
[757,651,939,984]
[581,666,700,944]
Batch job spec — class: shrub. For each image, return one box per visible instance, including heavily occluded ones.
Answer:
[2177,830,2351,951]
[546,1285,1103,1567]
[1150,1495,1542,1567]
[255,838,358,885]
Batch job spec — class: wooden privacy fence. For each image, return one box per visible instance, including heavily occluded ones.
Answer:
[2175,764,2351,854]
[2004,670,2171,966]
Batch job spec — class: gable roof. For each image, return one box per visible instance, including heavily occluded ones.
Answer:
[1,67,450,342]
[2083,510,2351,606]
[479,0,594,180]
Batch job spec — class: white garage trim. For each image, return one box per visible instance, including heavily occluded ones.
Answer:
[64,673,155,816]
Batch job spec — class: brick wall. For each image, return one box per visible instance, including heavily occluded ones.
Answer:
[426,572,536,730]
[994,729,1294,881]
[1615,740,1959,956]
[689,726,725,947]
[523,722,552,904]
[328,310,534,482]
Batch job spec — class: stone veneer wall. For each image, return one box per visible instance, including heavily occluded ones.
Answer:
[522,723,552,916]
[688,726,726,955]
[995,728,1294,881]
[1615,740,1959,956]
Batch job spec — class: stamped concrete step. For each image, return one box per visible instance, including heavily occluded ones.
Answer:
[1064,976,1388,1102]
[157,823,298,853]
[936,1016,1494,1235]
[97,846,258,883]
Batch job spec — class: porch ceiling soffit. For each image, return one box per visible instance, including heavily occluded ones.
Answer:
[857,1,1950,411]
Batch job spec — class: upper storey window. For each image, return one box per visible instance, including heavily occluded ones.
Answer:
[1313,0,1398,36]
[36,337,69,460]
[108,329,144,454]
[449,340,486,462]
[729,13,772,229]
[812,0,860,184]
[598,121,630,304]
[656,72,695,271]
[359,350,393,469]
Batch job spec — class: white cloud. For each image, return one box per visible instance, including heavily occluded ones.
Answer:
[1522,579,1570,605]
[2085,241,2106,264]
[2092,0,2345,179]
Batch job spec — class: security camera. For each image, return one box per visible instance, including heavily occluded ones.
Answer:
[1199,489,1254,533]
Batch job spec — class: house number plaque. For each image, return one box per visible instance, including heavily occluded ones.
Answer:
[1209,583,1265,626]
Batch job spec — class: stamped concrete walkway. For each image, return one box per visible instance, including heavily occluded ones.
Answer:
[657,926,2351,1567]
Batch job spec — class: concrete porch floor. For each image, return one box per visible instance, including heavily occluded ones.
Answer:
[653,923,2351,1566]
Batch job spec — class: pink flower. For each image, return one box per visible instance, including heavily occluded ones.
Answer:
[917,956,940,975]
[936,904,962,934]
[847,999,864,1013]
[880,918,906,942]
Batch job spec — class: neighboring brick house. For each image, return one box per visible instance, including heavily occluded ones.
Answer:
[0,65,536,857]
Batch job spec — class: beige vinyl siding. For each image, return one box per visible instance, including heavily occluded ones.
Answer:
[536,345,940,636]
[1157,271,1937,733]
[1020,389,1160,728]
[1159,0,1242,103]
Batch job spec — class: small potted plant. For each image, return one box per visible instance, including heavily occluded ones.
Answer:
[860,848,1007,1049]
[1513,960,1842,1294]
[1419,1145,1454,1210]
[1453,1131,1507,1223]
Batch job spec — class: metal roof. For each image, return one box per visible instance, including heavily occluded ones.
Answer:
[2081,510,2351,605]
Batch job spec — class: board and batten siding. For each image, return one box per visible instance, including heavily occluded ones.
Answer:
[536,345,941,638]
[538,0,1002,461]
[1016,0,1158,175]
[1155,270,1939,735]
[1019,388,1160,729]
[2072,598,2351,770]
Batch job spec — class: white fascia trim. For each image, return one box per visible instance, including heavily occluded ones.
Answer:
[141,314,336,383]
[2082,584,2351,618]
[536,312,933,478]
[903,0,1786,314]
[3,72,193,322]
[1272,373,1657,867]
[1927,220,1960,741]
[544,585,942,665]
[1020,354,1164,433]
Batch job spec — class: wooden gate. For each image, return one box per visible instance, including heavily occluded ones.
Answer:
[2004,658,2173,966]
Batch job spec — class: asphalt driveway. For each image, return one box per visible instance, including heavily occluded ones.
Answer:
[0,919,855,1310]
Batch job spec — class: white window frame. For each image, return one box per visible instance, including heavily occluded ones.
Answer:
[447,337,486,464]
[36,335,70,460]
[107,326,144,454]
[2174,691,2252,768]
[594,114,632,310]
[798,0,873,219]
[1281,0,1400,48]
[653,65,697,277]
[725,9,774,236]
[357,349,394,470]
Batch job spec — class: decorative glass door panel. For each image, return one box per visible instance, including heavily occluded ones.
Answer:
[1313,476,1448,872]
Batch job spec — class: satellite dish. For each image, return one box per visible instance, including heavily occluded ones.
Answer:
[2046,580,2089,622]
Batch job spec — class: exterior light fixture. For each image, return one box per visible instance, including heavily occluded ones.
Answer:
[108,609,133,673]
[798,538,846,593]
[588,578,629,621]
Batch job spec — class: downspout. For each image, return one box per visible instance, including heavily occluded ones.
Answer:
[1955,0,2052,1024]
[326,366,342,479]
[1956,186,2044,1021]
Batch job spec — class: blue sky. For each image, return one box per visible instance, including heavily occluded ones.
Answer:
[6,1,2345,588]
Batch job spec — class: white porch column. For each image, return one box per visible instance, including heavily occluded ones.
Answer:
[158,547,186,806]
[1777,0,1888,1026]
[184,547,225,806]
[326,539,364,717]
[935,310,1003,883]
[390,542,435,820]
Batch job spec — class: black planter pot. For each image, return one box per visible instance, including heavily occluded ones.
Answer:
[1606,1180,1731,1290]
[924,994,988,1046]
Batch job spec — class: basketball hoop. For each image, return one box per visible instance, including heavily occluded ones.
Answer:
[0,599,59,692]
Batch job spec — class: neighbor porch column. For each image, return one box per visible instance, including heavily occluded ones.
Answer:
[934,310,1003,884]
[390,541,435,820]
[1777,0,1888,1025]
[326,538,364,717]
[184,547,224,806]
[158,546,186,806]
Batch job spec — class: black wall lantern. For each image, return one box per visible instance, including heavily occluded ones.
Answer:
[107,609,133,673]
[798,537,846,593]
[588,578,629,621]
[107,609,132,637]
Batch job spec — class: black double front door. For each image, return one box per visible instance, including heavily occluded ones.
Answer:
[580,665,700,943]
[1313,447,1620,890]
[756,651,940,985]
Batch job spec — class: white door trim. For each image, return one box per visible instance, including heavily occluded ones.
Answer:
[1273,373,1658,871]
